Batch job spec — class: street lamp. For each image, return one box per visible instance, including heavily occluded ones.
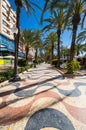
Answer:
[9,25,21,82]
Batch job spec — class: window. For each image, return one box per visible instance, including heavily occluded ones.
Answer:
[2,13,6,20]
[2,20,7,26]
[2,5,7,13]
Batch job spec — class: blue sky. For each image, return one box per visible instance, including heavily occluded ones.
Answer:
[8,0,85,48]
[9,0,47,30]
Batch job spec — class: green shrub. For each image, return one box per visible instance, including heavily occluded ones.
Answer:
[20,67,25,72]
[66,59,81,74]
[7,70,14,79]
[0,62,33,83]
[18,59,28,67]
[47,61,51,64]
[0,76,6,83]
[51,59,58,66]
[27,64,32,69]
[18,68,22,73]
[0,71,12,79]
[29,64,33,68]
[25,66,28,71]
[33,60,38,64]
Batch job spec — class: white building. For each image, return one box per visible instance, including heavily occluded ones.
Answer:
[0,0,16,40]
[0,0,25,57]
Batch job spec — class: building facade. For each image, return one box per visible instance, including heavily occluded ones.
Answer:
[0,0,16,40]
[0,0,16,56]
[0,0,24,56]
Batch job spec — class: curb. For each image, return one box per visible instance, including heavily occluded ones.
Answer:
[52,65,84,78]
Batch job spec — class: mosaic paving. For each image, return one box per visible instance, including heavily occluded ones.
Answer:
[0,63,86,130]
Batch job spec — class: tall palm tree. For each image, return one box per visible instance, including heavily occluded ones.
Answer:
[10,0,41,81]
[11,0,22,81]
[65,0,86,61]
[45,32,57,61]
[23,29,34,61]
[42,8,66,67]
[31,30,42,61]
[44,43,52,62]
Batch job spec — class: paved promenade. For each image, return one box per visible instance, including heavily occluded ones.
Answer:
[0,63,86,130]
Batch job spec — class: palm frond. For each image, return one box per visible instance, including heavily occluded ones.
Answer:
[22,0,41,23]
[42,24,52,31]
[76,29,86,43]
[40,0,50,24]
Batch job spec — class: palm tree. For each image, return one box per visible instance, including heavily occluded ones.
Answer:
[42,8,66,67]
[44,43,52,62]
[41,0,68,23]
[60,46,70,60]
[10,0,41,81]
[45,32,57,62]
[65,0,86,61]
[75,43,84,56]
[31,30,42,61]
[23,29,34,61]
[10,0,22,81]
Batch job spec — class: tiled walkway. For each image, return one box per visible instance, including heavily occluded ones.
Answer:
[0,63,86,130]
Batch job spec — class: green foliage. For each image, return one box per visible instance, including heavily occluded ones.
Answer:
[51,59,58,66]
[18,64,32,73]
[66,59,81,74]
[0,70,14,80]
[21,67,25,72]
[33,60,38,64]
[18,59,28,67]
[0,64,33,83]
[0,70,14,83]
[0,76,6,83]
[24,64,32,70]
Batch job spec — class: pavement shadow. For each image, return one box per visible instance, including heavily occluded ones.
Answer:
[0,75,63,97]
[0,84,74,110]
[0,75,64,109]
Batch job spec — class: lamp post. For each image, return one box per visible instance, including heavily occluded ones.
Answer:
[10,25,21,81]
[9,0,22,82]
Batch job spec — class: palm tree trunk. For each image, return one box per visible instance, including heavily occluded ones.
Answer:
[51,42,54,61]
[14,0,22,76]
[35,48,38,60]
[70,25,77,61]
[77,51,79,56]
[57,29,61,67]
[70,13,80,61]
[25,47,29,61]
